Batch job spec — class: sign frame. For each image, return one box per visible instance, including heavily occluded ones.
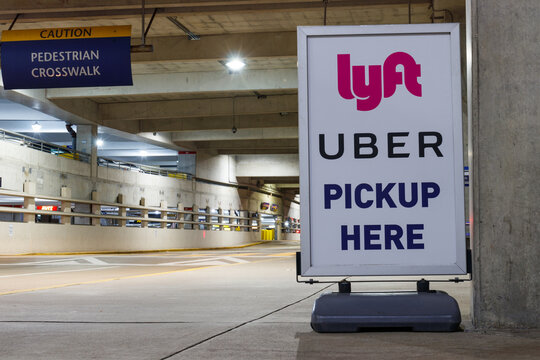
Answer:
[1,26,132,90]
[298,24,466,277]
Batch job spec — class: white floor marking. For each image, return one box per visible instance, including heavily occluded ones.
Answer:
[221,257,250,263]
[82,257,109,265]
[0,266,118,278]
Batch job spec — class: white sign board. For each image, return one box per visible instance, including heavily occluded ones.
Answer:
[298,24,466,276]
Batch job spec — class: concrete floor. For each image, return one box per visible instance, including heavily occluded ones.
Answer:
[0,240,538,359]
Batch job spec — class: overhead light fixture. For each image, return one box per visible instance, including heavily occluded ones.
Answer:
[140,150,148,157]
[96,139,104,147]
[225,58,246,72]
[31,121,42,132]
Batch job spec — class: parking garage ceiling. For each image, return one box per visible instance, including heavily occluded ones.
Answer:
[0,0,462,186]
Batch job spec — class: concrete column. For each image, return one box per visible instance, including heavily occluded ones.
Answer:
[117,194,126,227]
[275,217,282,241]
[245,211,251,232]
[160,200,168,229]
[471,0,539,328]
[23,181,36,223]
[218,208,224,231]
[76,124,98,177]
[176,202,183,229]
[60,186,72,225]
[190,203,197,230]
[204,206,210,230]
[90,126,98,178]
[177,151,196,175]
[140,197,148,228]
[91,191,100,226]
[229,208,235,231]
[195,150,232,183]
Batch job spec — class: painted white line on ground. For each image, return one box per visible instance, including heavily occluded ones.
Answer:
[159,257,226,266]
[221,257,250,263]
[81,257,109,265]
[1,257,100,266]
[0,266,118,278]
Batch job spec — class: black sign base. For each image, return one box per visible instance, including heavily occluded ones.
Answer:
[311,291,461,332]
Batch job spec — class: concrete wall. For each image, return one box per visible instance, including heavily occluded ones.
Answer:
[196,150,236,184]
[0,223,260,254]
[0,140,300,252]
[235,154,299,177]
[0,140,297,216]
[471,0,539,328]
[0,140,241,209]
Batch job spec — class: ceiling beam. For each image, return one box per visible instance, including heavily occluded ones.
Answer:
[192,138,298,152]
[50,98,101,124]
[130,31,296,62]
[100,94,298,122]
[46,68,298,99]
[0,1,430,21]
[171,127,297,142]
[139,113,297,132]
[216,148,298,155]
[0,87,97,126]
[173,138,298,154]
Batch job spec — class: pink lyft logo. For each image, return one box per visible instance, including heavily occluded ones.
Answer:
[337,52,422,111]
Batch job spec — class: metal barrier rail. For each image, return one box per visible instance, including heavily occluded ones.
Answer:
[97,157,192,180]
[0,189,259,230]
[0,128,302,205]
[0,128,91,163]
[0,128,192,180]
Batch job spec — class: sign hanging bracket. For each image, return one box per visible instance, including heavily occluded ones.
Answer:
[0,13,19,47]
[8,14,20,31]
[131,0,154,53]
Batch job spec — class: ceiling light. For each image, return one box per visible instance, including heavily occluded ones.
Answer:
[225,58,246,72]
[96,139,104,147]
[31,121,42,132]
[140,150,148,157]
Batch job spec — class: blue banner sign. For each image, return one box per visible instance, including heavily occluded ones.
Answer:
[1,26,133,90]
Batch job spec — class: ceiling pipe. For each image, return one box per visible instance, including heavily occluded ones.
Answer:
[8,13,20,30]
[65,123,77,152]
[167,16,200,40]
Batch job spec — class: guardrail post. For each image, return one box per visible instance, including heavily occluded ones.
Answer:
[205,206,210,230]
[176,203,183,229]
[230,208,238,231]
[117,193,126,227]
[245,211,251,232]
[275,217,282,241]
[140,197,148,228]
[218,208,224,231]
[191,203,197,230]
[257,212,262,232]
[160,200,167,228]
[91,191,101,226]
[23,181,36,223]
[60,186,72,225]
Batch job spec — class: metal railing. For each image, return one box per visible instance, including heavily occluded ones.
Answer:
[0,128,192,180]
[0,127,300,205]
[0,189,260,231]
[0,128,91,163]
